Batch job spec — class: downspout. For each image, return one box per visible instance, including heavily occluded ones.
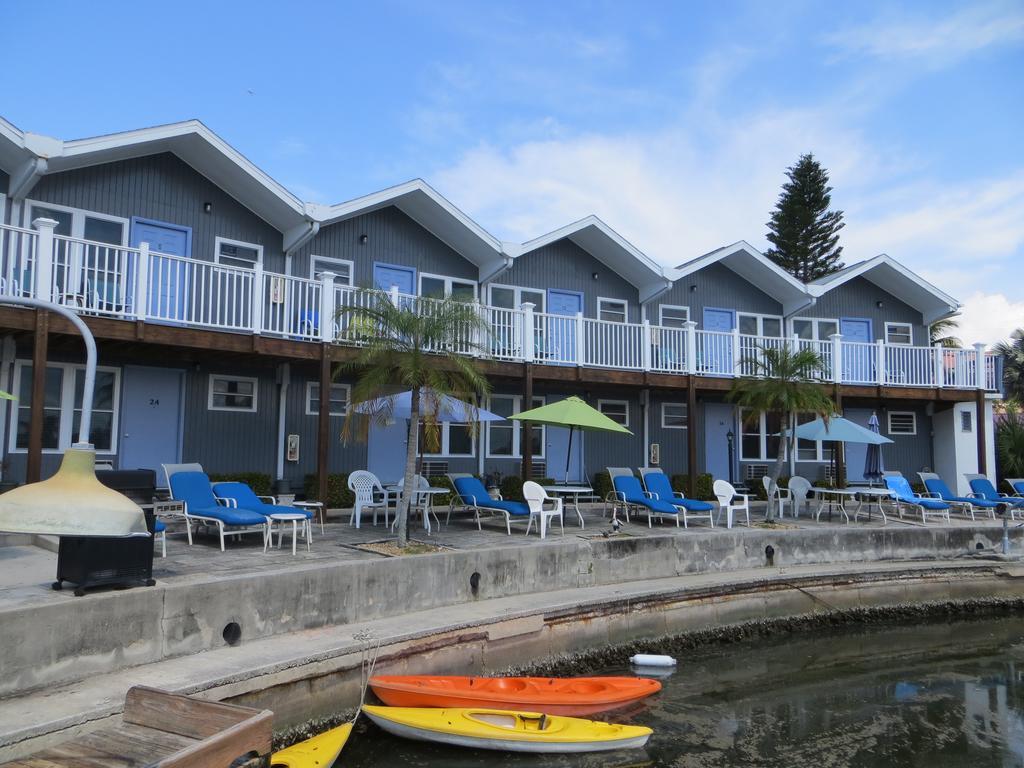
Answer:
[275,363,290,484]
[478,255,514,290]
[783,295,818,330]
[642,389,650,469]
[0,336,15,483]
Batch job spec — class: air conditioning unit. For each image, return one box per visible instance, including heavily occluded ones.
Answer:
[422,460,449,478]
[745,464,768,481]
[530,461,547,479]
[649,443,660,466]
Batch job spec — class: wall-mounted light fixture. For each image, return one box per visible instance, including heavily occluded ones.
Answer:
[591,272,599,280]
[202,202,212,213]
[689,284,697,292]
[876,300,884,309]
[359,234,368,244]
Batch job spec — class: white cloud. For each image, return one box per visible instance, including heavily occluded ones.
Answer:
[824,2,1024,65]
[958,291,1024,347]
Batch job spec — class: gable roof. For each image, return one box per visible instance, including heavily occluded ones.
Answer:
[318,179,511,281]
[514,216,672,303]
[808,254,960,325]
[673,241,812,315]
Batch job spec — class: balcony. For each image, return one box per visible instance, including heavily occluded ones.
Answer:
[0,221,1002,393]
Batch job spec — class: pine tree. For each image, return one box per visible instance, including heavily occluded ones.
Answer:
[765,153,845,282]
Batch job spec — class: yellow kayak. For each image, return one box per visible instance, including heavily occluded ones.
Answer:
[271,723,353,768]
[362,705,651,753]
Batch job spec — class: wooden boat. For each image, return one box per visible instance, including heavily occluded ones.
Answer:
[362,705,652,753]
[369,675,661,716]
[271,723,353,768]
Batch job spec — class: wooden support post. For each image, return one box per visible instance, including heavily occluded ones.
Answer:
[976,388,988,476]
[26,310,49,483]
[521,363,533,480]
[317,348,331,507]
[833,385,846,487]
[687,381,697,498]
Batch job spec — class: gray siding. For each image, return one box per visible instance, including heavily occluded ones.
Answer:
[27,153,286,272]
[649,392,690,476]
[651,262,784,327]
[803,277,927,344]
[0,169,8,196]
[496,240,642,322]
[293,207,477,288]
[582,392,645,476]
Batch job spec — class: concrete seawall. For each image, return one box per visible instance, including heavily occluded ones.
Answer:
[0,525,1009,698]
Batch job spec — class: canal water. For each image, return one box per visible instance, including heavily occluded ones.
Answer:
[340,615,1024,766]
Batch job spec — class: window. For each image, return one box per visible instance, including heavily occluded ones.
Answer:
[961,410,973,433]
[662,403,688,429]
[486,395,544,458]
[10,362,119,454]
[26,201,128,247]
[738,313,783,337]
[309,255,354,286]
[420,273,477,301]
[598,399,629,428]
[795,413,826,462]
[888,411,917,435]
[489,285,545,312]
[208,375,258,412]
[739,408,784,461]
[420,421,475,457]
[885,322,913,346]
[659,305,690,328]
[793,318,839,341]
[214,237,262,269]
[305,382,350,416]
[598,298,628,323]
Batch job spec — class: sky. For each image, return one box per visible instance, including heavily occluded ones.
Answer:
[2,0,1022,346]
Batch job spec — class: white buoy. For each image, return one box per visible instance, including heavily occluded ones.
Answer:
[630,653,676,667]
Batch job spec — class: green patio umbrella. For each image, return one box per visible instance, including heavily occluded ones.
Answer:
[509,396,633,483]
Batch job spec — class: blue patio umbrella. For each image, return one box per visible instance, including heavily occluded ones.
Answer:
[863,412,885,484]
[793,415,893,444]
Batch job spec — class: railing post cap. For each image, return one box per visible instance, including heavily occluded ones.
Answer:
[973,342,987,351]
[31,217,59,230]
[519,301,536,311]
[829,332,842,340]
[320,271,336,280]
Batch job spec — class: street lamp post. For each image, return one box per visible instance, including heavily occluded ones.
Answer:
[726,429,735,484]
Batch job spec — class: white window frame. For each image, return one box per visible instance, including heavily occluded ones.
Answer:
[885,322,914,346]
[488,283,546,312]
[23,199,130,245]
[214,236,263,269]
[419,272,478,300]
[791,317,840,342]
[597,297,628,324]
[208,374,259,413]
[598,399,629,428]
[422,421,477,458]
[737,312,784,338]
[961,410,973,433]
[794,413,827,462]
[887,411,917,435]
[658,305,690,328]
[309,255,354,286]
[9,361,121,455]
[485,395,545,459]
[661,402,688,429]
[304,381,351,417]
[739,407,787,462]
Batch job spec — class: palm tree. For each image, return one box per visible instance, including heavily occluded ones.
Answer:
[728,345,835,521]
[994,329,1024,402]
[339,294,491,547]
[997,403,1024,479]
[929,313,962,348]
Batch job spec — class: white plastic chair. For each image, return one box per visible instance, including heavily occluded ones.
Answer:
[522,481,564,539]
[787,476,812,518]
[395,474,441,533]
[762,476,792,517]
[713,479,751,528]
[347,470,388,529]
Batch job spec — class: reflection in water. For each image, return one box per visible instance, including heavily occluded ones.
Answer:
[339,616,1024,767]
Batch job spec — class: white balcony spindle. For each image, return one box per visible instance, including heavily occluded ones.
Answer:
[876,339,886,385]
[642,320,652,371]
[520,301,535,362]
[684,320,697,375]
[974,342,986,390]
[731,326,741,376]
[31,217,58,302]
[252,263,264,334]
[830,333,842,383]
[319,271,336,342]
[575,311,585,366]
[933,343,945,388]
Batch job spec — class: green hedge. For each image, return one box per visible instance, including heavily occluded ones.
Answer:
[592,471,613,501]
[671,473,715,501]
[303,473,355,508]
[498,476,555,502]
[208,472,273,497]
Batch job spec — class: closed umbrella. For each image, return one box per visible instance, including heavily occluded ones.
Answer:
[509,396,632,483]
[863,412,885,485]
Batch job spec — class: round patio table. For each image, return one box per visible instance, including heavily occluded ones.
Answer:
[852,488,894,524]
[266,512,310,556]
[813,488,856,524]
[540,485,592,528]
[385,486,447,534]
[292,500,324,534]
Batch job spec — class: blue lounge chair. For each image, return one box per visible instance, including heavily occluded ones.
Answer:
[169,471,270,551]
[918,473,1001,521]
[1006,478,1024,497]
[612,474,683,527]
[967,475,1024,518]
[884,476,951,524]
[639,468,715,528]
[451,476,530,535]
[213,481,315,541]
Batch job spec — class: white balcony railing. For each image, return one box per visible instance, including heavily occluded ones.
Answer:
[0,220,1001,392]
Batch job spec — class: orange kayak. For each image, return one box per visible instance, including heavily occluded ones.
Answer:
[369,675,661,716]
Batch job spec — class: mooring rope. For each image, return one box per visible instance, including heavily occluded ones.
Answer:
[353,631,382,720]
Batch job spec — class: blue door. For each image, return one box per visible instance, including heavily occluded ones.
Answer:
[702,308,735,375]
[704,403,736,482]
[546,289,583,363]
[544,396,584,482]
[131,219,191,321]
[368,419,408,485]
[119,365,183,480]
[840,318,873,382]
[373,263,416,294]
[841,409,872,483]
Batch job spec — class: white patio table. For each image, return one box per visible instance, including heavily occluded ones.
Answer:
[813,488,856,524]
[540,485,592,528]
